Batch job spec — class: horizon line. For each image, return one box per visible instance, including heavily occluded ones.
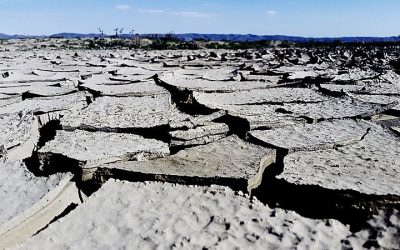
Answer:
[1,32,400,39]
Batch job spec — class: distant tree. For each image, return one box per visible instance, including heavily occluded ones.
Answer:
[164,31,177,41]
[114,28,119,37]
[98,28,104,38]
[119,28,124,36]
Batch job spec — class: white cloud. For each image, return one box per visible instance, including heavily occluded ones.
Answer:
[267,10,277,15]
[116,5,130,10]
[172,11,214,18]
[139,9,164,14]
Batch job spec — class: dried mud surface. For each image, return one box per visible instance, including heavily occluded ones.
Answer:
[0,40,399,249]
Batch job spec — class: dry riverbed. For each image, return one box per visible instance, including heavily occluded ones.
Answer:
[0,39,399,249]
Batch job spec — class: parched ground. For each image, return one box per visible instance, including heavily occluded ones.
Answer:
[0,39,400,249]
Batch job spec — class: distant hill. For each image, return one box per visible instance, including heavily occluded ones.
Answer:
[173,33,400,43]
[49,33,100,39]
[0,33,43,39]
[1,32,400,43]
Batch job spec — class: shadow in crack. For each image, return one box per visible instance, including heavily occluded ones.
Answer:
[92,167,248,192]
[33,203,78,236]
[37,120,62,149]
[214,114,250,139]
[24,152,101,196]
[64,124,172,144]
[154,76,216,115]
[253,166,400,232]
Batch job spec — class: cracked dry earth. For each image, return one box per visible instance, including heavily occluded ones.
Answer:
[1,41,400,249]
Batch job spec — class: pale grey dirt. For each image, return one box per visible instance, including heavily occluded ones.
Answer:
[0,160,71,225]
[17,180,352,250]
[0,43,399,249]
[18,180,400,250]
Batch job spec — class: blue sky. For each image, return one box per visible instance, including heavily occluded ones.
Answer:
[0,0,399,37]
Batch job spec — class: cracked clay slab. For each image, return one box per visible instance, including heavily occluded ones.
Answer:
[320,82,400,96]
[0,91,89,117]
[61,94,186,130]
[100,135,276,192]
[281,97,395,121]
[38,129,170,169]
[280,123,400,196]
[248,119,371,152]
[0,83,76,97]
[82,79,168,97]
[0,112,39,161]
[0,94,22,107]
[221,104,306,130]
[170,122,230,147]
[193,88,328,109]
[158,72,275,93]
[350,94,400,112]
